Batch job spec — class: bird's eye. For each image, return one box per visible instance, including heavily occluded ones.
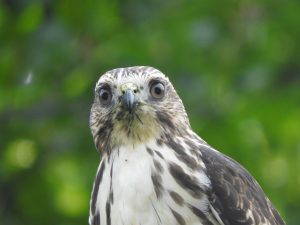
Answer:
[150,81,165,99]
[98,87,112,105]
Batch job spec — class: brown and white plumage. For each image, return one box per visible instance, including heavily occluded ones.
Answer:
[89,66,285,225]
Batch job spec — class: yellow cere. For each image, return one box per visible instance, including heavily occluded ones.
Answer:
[121,83,138,93]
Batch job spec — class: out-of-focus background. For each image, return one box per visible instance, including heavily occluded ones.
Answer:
[0,0,299,224]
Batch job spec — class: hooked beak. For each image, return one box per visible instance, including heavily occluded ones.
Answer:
[122,89,137,113]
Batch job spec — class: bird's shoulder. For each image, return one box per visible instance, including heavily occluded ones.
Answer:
[199,145,285,225]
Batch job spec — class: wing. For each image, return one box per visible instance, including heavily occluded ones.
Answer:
[200,145,285,225]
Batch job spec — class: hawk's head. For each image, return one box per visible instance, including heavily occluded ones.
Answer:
[90,66,190,154]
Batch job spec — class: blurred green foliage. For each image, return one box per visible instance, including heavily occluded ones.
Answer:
[0,0,299,224]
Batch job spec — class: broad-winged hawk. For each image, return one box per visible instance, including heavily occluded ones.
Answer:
[89,66,285,225]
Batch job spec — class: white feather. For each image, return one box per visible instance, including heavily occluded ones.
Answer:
[93,138,219,225]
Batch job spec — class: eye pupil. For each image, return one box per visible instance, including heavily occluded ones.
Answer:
[101,91,109,100]
[155,87,161,95]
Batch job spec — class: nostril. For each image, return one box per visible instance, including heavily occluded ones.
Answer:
[133,89,137,94]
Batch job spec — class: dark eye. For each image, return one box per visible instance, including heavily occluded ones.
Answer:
[98,87,112,105]
[150,81,165,99]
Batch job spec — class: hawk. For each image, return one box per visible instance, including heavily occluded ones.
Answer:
[89,66,285,225]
